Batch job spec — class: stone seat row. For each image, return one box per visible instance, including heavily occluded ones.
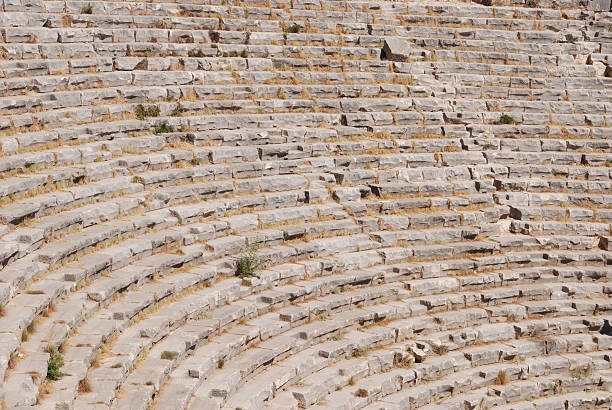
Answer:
[6,0,597,22]
[427,390,611,410]
[1,18,604,49]
[6,68,611,110]
[8,237,608,404]
[17,12,600,40]
[3,80,612,121]
[0,173,310,260]
[1,35,607,73]
[2,10,600,37]
[0,0,593,22]
[314,356,610,410]
[4,134,609,206]
[3,159,606,237]
[270,363,609,410]
[190,307,610,409]
[0,183,322,307]
[496,191,612,209]
[0,153,510,225]
[375,125,612,140]
[122,253,608,406]
[14,218,608,404]
[357,355,610,410]
[510,206,612,223]
[1,54,607,92]
[495,178,612,194]
[4,98,611,142]
[1,218,378,394]
[3,61,601,104]
[270,320,611,408]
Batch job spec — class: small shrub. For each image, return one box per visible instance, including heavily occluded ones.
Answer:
[431,344,448,355]
[170,103,185,116]
[394,353,414,368]
[47,347,64,381]
[21,322,35,342]
[153,121,175,134]
[348,376,356,386]
[352,347,368,358]
[286,23,302,33]
[160,351,178,360]
[240,49,249,58]
[81,4,93,14]
[526,0,537,7]
[355,388,368,398]
[135,104,160,120]
[495,370,509,385]
[553,379,562,394]
[570,363,594,379]
[78,377,91,393]
[235,243,264,278]
[110,363,122,368]
[496,114,515,125]
[209,31,220,43]
[217,357,225,369]
[188,49,205,58]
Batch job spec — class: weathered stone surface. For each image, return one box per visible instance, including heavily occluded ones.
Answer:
[0,2,609,410]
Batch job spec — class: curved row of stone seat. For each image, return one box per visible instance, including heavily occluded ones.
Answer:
[324,353,610,410]
[10,134,609,227]
[4,0,591,15]
[0,145,609,216]
[0,2,596,29]
[3,31,605,72]
[3,202,359,406]
[0,1,596,29]
[0,187,335,365]
[0,38,606,80]
[55,232,388,408]
[3,20,600,44]
[170,280,608,408]
[5,76,609,121]
[370,355,610,410]
[0,185,340,311]
[1,121,608,177]
[510,205,612,223]
[52,231,608,406]
[1,55,608,100]
[2,4,605,42]
[0,172,309,261]
[263,331,610,410]
[0,151,502,231]
[133,248,608,406]
[0,54,605,95]
[193,302,610,409]
[4,84,610,134]
[16,229,608,408]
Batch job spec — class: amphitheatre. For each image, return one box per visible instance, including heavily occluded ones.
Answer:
[0,0,612,408]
